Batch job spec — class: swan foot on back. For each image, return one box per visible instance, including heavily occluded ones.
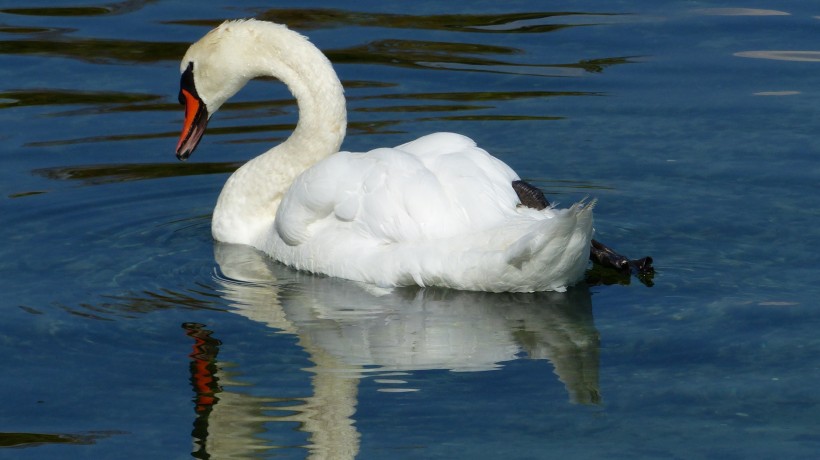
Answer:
[511,179,654,284]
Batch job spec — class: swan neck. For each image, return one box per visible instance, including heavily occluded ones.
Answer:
[244,27,345,167]
[212,22,346,245]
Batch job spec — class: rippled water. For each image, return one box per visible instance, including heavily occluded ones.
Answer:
[2,1,820,459]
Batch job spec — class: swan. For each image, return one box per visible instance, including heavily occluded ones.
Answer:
[174,19,640,292]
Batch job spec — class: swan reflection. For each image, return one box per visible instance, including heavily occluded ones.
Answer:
[187,243,601,458]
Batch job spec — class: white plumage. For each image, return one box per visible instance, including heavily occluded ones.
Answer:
[176,19,594,292]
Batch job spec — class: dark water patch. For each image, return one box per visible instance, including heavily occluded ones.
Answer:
[34,161,241,185]
[252,8,621,33]
[327,38,523,70]
[0,26,61,34]
[425,114,562,122]
[356,103,491,113]
[0,7,113,17]
[8,190,49,199]
[0,0,155,17]
[25,118,405,148]
[128,14,622,76]
[370,90,603,101]
[350,91,600,132]
[0,89,160,109]
[341,79,396,90]
[0,37,187,63]
[56,284,227,321]
[0,430,121,448]
[25,129,177,147]
[327,39,635,76]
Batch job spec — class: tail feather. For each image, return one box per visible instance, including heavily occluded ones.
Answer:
[503,200,595,287]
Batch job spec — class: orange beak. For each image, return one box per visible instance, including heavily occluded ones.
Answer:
[175,63,209,161]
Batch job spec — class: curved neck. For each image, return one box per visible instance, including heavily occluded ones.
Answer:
[211,23,346,245]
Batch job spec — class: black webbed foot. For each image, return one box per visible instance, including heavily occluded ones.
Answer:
[512,180,550,210]
[588,239,654,287]
[510,179,654,287]
[590,239,653,276]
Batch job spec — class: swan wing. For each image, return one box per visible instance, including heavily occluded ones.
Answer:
[269,132,593,291]
[274,132,521,246]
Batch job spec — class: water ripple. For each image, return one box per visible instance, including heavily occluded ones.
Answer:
[735,50,820,62]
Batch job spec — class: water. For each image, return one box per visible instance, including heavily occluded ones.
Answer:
[2,1,819,458]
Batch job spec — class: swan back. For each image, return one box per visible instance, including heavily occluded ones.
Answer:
[267,132,594,292]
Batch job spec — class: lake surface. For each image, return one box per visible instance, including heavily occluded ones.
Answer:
[2,1,819,458]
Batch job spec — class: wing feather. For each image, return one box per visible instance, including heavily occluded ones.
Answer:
[276,132,523,247]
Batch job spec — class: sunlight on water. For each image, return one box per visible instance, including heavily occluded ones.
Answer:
[735,50,820,62]
[692,8,790,16]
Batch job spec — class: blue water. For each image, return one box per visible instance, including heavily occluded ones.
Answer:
[2,1,820,458]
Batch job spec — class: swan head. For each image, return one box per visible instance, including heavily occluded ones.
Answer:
[175,20,276,160]
[175,19,346,162]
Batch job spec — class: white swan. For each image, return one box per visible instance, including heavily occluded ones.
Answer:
[175,19,594,292]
